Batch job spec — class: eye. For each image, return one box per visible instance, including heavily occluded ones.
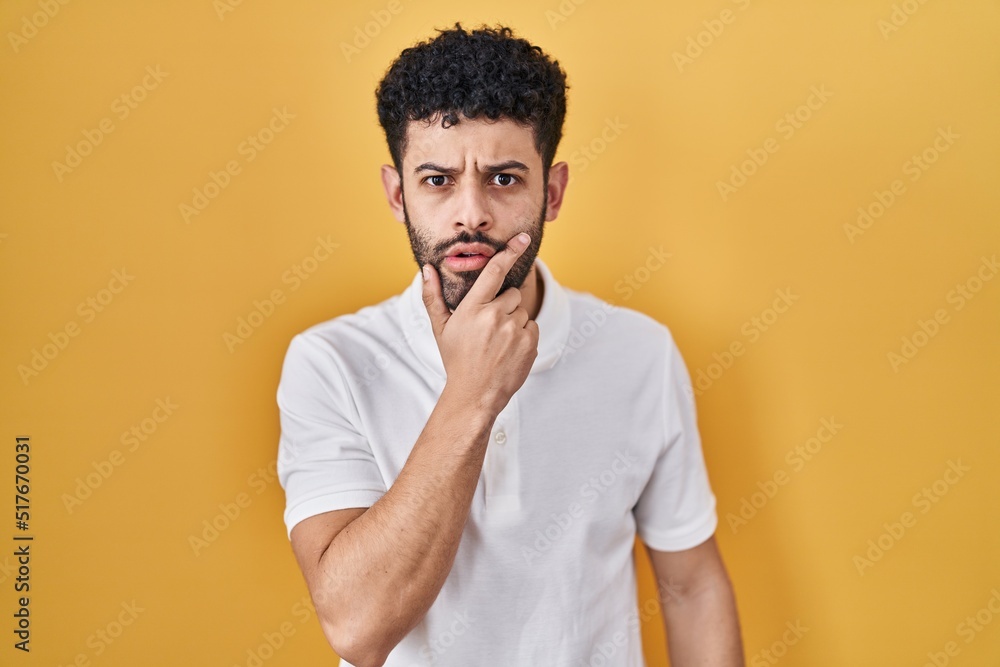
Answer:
[492,173,519,187]
[426,175,449,187]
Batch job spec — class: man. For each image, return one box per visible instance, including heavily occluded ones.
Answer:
[276,22,744,666]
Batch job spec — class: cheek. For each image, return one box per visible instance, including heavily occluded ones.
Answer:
[490,195,535,221]
[404,192,444,221]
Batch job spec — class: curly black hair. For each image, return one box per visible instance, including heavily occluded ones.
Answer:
[375,22,569,185]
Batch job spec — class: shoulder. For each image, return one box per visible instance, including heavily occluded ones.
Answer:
[276,289,411,408]
[562,286,678,350]
[287,289,407,360]
[553,285,685,381]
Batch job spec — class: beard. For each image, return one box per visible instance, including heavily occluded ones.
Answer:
[403,191,546,311]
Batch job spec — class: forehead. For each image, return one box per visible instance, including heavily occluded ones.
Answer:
[402,115,539,169]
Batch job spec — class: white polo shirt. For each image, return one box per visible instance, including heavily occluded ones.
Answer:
[276,257,718,667]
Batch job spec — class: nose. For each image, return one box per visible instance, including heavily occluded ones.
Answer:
[452,178,493,233]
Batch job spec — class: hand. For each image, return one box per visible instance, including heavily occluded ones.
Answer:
[421,232,539,416]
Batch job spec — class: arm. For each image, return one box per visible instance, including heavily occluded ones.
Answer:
[646,534,745,666]
[291,387,494,666]
[288,232,538,667]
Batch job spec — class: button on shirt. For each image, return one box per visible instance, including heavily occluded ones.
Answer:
[276,257,718,666]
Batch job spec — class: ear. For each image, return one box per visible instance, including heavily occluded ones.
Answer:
[380,164,406,223]
[544,161,569,222]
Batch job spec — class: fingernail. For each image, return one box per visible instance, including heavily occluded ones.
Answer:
[517,233,530,245]
[422,265,430,282]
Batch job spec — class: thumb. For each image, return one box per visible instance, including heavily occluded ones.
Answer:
[420,264,450,339]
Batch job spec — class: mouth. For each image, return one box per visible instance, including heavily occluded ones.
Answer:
[443,242,496,272]
[446,243,496,258]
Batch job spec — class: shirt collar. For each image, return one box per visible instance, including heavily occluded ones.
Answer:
[397,256,570,380]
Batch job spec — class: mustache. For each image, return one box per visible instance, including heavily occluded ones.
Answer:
[433,232,506,256]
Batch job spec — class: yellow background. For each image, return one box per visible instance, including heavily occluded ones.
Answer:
[2,0,998,665]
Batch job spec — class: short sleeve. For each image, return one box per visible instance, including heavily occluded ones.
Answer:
[276,333,387,539]
[633,331,718,551]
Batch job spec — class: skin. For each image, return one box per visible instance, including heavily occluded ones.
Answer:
[380,113,568,318]
[288,113,744,666]
[647,537,746,665]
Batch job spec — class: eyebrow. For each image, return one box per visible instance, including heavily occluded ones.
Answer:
[413,160,530,175]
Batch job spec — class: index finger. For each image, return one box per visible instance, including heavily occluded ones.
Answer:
[463,232,531,306]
